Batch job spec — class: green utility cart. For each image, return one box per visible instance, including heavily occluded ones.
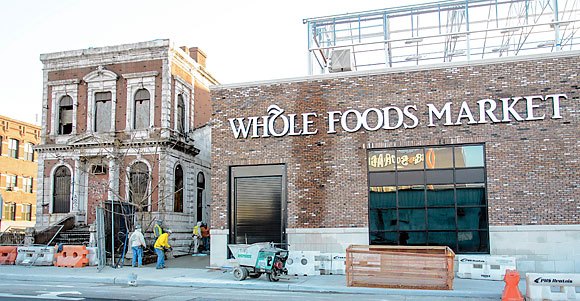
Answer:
[228,242,289,282]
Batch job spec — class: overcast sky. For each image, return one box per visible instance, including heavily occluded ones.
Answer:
[0,0,427,124]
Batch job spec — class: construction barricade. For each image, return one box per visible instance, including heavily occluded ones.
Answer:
[330,253,346,275]
[86,247,98,266]
[286,251,320,276]
[346,245,455,290]
[55,245,89,268]
[525,273,580,301]
[314,253,332,275]
[456,255,516,281]
[0,246,18,265]
[312,253,347,275]
[16,246,56,266]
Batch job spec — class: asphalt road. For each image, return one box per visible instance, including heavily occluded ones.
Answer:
[0,280,400,301]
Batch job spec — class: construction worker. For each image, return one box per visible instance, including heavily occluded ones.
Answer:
[129,225,146,267]
[192,221,202,254]
[153,220,163,239]
[201,222,210,252]
[154,229,172,269]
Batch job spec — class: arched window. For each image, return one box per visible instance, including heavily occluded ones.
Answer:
[53,166,71,213]
[134,89,150,129]
[177,94,185,133]
[197,172,205,189]
[59,96,73,135]
[129,162,150,212]
[196,172,205,222]
[174,165,183,212]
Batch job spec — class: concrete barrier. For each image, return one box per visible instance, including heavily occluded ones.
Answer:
[456,255,516,281]
[330,253,346,275]
[86,247,98,266]
[525,273,580,301]
[16,246,56,266]
[314,253,332,275]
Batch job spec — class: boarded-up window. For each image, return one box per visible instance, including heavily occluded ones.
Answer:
[174,165,183,212]
[134,89,150,129]
[177,94,185,133]
[95,92,112,132]
[59,95,73,135]
[53,166,71,213]
[130,162,150,212]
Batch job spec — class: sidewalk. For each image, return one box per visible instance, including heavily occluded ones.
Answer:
[0,263,522,300]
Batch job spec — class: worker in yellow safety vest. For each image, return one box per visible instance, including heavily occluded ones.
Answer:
[154,229,172,269]
[192,221,202,254]
[154,220,163,239]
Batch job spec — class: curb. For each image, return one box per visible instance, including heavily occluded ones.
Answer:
[0,272,502,299]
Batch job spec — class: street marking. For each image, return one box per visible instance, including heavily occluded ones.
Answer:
[0,292,84,300]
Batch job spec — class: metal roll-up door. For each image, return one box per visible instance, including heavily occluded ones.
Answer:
[234,176,282,244]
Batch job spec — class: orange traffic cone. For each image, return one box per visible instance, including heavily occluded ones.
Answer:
[502,269,524,301]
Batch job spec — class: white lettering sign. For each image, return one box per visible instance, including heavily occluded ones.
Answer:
[227,94,567,138]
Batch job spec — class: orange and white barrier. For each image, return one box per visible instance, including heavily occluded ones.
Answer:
[526,273,580,301]
[55,245,89,268]
[456,255,516,281]
[16,246,56,266]
[0,246,17,265]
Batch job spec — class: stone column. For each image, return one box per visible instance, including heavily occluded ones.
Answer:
[72,157,81,213]
[107,156,119,202]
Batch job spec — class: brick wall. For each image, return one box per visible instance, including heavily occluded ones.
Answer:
[211,53,580,229]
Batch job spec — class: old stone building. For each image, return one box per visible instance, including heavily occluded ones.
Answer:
[0,115,40,231]
[210,51,579,273]
[36,40,217,252]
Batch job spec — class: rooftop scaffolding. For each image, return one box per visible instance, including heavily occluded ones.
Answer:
[304,0,580,74]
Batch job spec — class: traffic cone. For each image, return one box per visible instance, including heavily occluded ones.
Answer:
[502,269,524,301]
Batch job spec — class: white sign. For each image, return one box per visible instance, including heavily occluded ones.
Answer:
[227,94,566,139]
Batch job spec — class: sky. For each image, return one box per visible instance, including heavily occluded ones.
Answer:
[0,0,426,125]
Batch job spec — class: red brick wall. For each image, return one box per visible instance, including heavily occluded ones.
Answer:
[46,60,163,135]
[194,80,211,128]
[211,54,580,229]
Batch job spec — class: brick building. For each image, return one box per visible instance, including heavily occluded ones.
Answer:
[210,51,579,273]
[0,115,40,231]
[36,40,218,252]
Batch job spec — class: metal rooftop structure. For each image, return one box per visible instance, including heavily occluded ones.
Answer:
[304,0,579,74]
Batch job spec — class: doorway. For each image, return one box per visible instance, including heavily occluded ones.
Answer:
[230,165,286,244]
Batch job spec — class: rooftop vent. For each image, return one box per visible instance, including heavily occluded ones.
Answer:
[329,49,352,73]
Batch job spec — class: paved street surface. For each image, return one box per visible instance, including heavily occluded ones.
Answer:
[0,279,473,301]
[0,262,519,301]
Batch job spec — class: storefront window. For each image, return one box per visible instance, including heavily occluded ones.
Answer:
[368,144,489,253]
